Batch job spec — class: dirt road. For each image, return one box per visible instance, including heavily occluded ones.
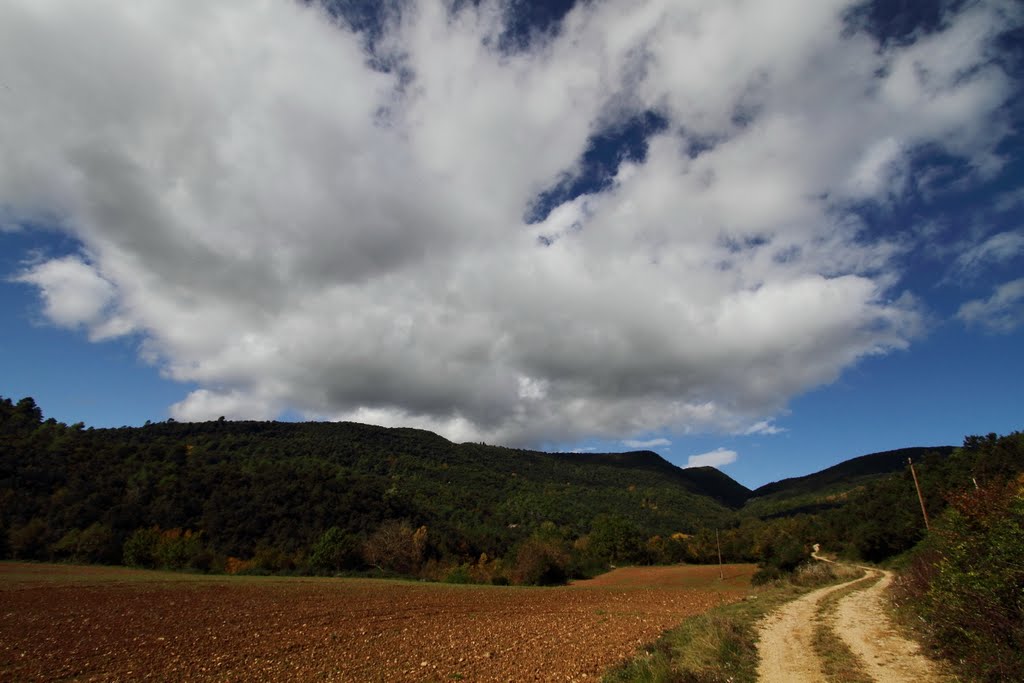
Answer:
[756,559,945,683]
[833,570,944,683]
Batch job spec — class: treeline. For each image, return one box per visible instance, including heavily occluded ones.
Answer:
[1,396,741,584]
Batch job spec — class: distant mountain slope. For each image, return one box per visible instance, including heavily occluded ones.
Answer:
[0,396,739,566]
[550,450,752,508]
[743,446,955,518]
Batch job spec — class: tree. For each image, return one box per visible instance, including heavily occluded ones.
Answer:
[586,514,645,565]
[309,527,361,573]
[362,520,427,574]
[510,535,569,585]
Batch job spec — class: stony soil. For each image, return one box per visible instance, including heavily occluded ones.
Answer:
[1,562,752,682]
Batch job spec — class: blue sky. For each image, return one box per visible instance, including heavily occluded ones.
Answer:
[1,0,1022,489]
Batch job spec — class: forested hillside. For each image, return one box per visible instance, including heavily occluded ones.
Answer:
[742,433,1023,569]
[0,396,739,582]
[4,395,1020,589]
[742,446,956,519]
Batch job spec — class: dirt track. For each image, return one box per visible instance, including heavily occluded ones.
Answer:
[833,570,944,683]
[0,562,752,682]
[756,560,945,683]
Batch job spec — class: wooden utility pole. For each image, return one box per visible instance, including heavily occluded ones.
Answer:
[908,457,930,530]
[716,529,723,580]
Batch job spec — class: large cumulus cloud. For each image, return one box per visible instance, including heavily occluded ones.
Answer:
[2,0,1020,444]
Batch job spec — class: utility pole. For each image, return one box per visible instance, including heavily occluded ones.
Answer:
[716,528,723,580]
[908,457,930,531]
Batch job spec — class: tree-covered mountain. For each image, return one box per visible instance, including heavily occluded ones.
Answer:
[3,395,1020,584]
[0,395,740,580]
[742,435,1023,563]
[742,446,956,519]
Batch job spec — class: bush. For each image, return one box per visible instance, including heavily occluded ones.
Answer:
[896,480,1024,682]
[363,521,427,575]
[443,564,473,584]
[750,566,783,586]
[52,523,119,564]
[792,562,833,586]
[751,535,808,584]
[123,527,206,570]
[309,527,361,573]
[154,529,204,570]
[123,527,161,567]
[9,518,51,560]
[510,536,569,585]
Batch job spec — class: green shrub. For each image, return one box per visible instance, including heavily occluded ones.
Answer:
[123,527,161,567]
[52,523,119,564]
[309,527,361,573]
[444,564,473,584]
[9,518,51,560]
[751,535,808,584]
[896,480,1024,682]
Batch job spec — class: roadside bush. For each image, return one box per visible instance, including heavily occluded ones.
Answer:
[750,566,783,586]
[751,535,807,585]
[790,561,834,586]
[895,479,1024,682]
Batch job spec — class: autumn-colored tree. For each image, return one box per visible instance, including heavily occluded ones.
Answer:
[510,533,570,585]
[362,520,427,574]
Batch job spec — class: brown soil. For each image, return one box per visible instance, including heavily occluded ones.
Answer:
[0,562,753,682]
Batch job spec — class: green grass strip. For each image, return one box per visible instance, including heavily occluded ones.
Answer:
[812,569,876,683]
[602,583,811,683]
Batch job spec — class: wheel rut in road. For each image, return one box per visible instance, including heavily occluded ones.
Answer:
[756,557,946,683]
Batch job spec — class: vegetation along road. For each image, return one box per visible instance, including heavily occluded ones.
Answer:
[757,552,944,683]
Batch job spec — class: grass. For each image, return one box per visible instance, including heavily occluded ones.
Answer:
[603,562,861,683]
[811,569,875,683]
[602,584,804,683]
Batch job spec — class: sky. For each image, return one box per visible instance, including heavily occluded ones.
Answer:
[1,0,1022,489]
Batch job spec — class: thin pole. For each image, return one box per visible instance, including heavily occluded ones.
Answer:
[908,457,930,530]
[716,529,723,580]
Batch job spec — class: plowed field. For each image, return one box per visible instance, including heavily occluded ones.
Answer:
[1,562,753,682]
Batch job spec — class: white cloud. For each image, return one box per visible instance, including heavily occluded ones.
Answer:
[685,448,738,470]
[957,279,1024,333]
[1,0,1019,445]
[13,256,130,340]
[954,231,1024,276]
[743,420,786,436]
[622,438,672,449]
